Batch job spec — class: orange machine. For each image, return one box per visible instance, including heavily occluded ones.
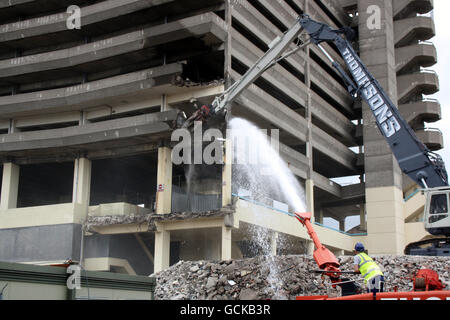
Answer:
[294,212,450,300]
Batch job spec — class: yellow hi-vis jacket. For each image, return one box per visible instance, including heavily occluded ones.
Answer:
[357,252,384,284]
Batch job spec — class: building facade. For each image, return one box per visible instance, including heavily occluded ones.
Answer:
[0,0,441,275]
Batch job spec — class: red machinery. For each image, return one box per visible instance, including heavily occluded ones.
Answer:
[294,212,450,300]
[294,212,341,284]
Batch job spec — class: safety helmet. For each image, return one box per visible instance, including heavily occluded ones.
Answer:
[354,242,365,252]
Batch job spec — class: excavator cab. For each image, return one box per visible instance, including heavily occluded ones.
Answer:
[424,187,450,236]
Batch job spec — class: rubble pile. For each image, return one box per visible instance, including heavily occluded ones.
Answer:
[153,255,450,300]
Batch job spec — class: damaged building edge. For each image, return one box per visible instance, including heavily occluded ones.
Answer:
[85,208,236,233]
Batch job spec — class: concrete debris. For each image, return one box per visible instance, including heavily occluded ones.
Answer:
[85,208,234,232]
[153,255,450,300]
[173,75,225,88]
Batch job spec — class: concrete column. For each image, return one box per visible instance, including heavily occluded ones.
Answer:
[221,224,232,260]
[0,163,20,210]
[359,204,366,230]
[339,219,345,232]
[306,240,314,255]
[154,229,170,273]
[156,146,172,214]
[222,138,232,207]
[72,158,91,212]
[318,208,324,225]
[358,0,405,255]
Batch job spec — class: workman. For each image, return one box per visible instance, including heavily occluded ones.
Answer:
[353,243,385,294]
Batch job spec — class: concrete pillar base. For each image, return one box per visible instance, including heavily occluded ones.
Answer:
[154,230,170,273]
[306,240,314,255]
[366,186,405,255]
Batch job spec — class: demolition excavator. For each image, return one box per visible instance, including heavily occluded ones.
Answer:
[183,14,450,255]
[180,14,450,299]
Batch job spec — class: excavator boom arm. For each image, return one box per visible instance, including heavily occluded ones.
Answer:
[298,15,448,189]
[202,14,447,189]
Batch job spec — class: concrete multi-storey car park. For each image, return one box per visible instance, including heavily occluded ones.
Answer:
[0,0,442,275]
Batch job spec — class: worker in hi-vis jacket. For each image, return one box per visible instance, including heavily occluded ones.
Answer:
[353,243,385,293]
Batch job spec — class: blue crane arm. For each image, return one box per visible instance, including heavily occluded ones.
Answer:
[298,14,448,189]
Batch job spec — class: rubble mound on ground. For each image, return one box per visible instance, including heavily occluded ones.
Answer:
[153,255,450,300]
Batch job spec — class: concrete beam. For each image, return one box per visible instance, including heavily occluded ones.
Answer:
[394,0,434,20]
[311,172,342,198]
[230,43,357,172]
[154,229,170,273]
[0,110,178,157]
[89,223,150,235]
[276,141,343,198]
[0,63,183,118]
[0,1,87,24]
[396,42,437,74]
[416,128,444,151]
[255,0,346,67]
[0,203,87,229]
[394,16,435,47]
[399,100,441,126]
[230,2,353,114]
[338,0,357,8]
[232,79,307,143]
[232,73,355,156]
[0,12,227,81]
[311,125,357,173]
[0,0,35,9]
